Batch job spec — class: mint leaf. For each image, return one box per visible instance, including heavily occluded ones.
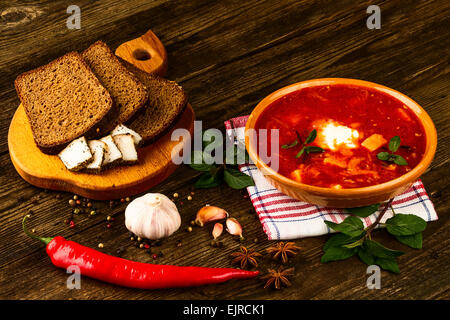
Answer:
[375,257,400,274]
[323,233,363,252]
[189,163,215,172]
[295,147,306,158]
[304,146,324,154]
[389,136,401,153]
[395,233,423,249]
[282,139,298,149]
[357,247,376,265]
[203,130,223,149]
[223,168,254,189]
[385,214,427,236]
[343,237,365,248]
[363,239,404,258]
[194,172,222,189]
[393,155,408,166]
[377,152,390,161]
[346,204,379,217]
[304,129,317,144]
[324,216,365,237]
[225,145,250,165]
[321,246,357,263]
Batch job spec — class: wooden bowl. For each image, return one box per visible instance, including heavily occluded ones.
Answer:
[244,78,437,208]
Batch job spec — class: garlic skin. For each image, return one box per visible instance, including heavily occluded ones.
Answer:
[125,193,181,240]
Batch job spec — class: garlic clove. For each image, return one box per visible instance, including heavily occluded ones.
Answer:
[212,223,223,240]
[195,205,228,227]
[226,217,244,240]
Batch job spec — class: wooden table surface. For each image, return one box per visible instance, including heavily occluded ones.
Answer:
[0,0,449,300]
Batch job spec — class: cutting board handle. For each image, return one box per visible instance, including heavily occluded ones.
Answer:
[115,29,168,76]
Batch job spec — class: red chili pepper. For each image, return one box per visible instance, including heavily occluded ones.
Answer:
[23,215,258,289]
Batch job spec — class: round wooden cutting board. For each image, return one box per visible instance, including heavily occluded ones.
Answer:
[8,30,195,200]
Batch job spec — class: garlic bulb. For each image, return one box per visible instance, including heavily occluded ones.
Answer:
[125,193,181,240]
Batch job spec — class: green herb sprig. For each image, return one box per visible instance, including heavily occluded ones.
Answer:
[377,136,408,165]
[321,200,427,273]
[189,132,254,190]
[282,129,324,158]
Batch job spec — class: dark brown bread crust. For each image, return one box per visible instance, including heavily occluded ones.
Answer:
[14,52,114,155]
[82,41,148,132]
[120,58,188,145]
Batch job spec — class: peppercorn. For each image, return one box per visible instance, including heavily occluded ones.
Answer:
[87,202,92,208]
[125,197,130,202]
[107,216,112,221]
[130,237,135,241]
[73,208,80,214]
[69,221,75,229]
[73,195,78,200]
[76,200,81,205]
[139,243,144,249]
[31,228,36,233]
[106,224,111,229]
[187,226,193,232]
[98,243,104,248]
[137,237,142,242]
[187,196,192,201]
[69,199,76,207]
[190,191,195,196]
[90,210,96,216]
[120,198,125,203]
[190,220,195,226]
[152,253,158,260]
[173,193,179,198]
[144,244,150,249]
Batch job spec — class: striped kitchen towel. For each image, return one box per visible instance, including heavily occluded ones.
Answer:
[224,115,438,240]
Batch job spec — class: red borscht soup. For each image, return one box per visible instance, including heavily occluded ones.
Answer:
[254,84,426,189]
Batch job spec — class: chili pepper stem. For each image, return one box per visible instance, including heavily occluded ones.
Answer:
[22,215,53,245]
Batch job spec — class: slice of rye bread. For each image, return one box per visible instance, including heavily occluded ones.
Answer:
[14,52,114,154]
[82,41,148,131]
[119,58,188,145]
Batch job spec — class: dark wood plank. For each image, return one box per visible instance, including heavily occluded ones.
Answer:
[0,0,448,299]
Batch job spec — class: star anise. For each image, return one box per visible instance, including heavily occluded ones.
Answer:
[266,242,301,264]
[230,246,262,269]
[262,266,294,289]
